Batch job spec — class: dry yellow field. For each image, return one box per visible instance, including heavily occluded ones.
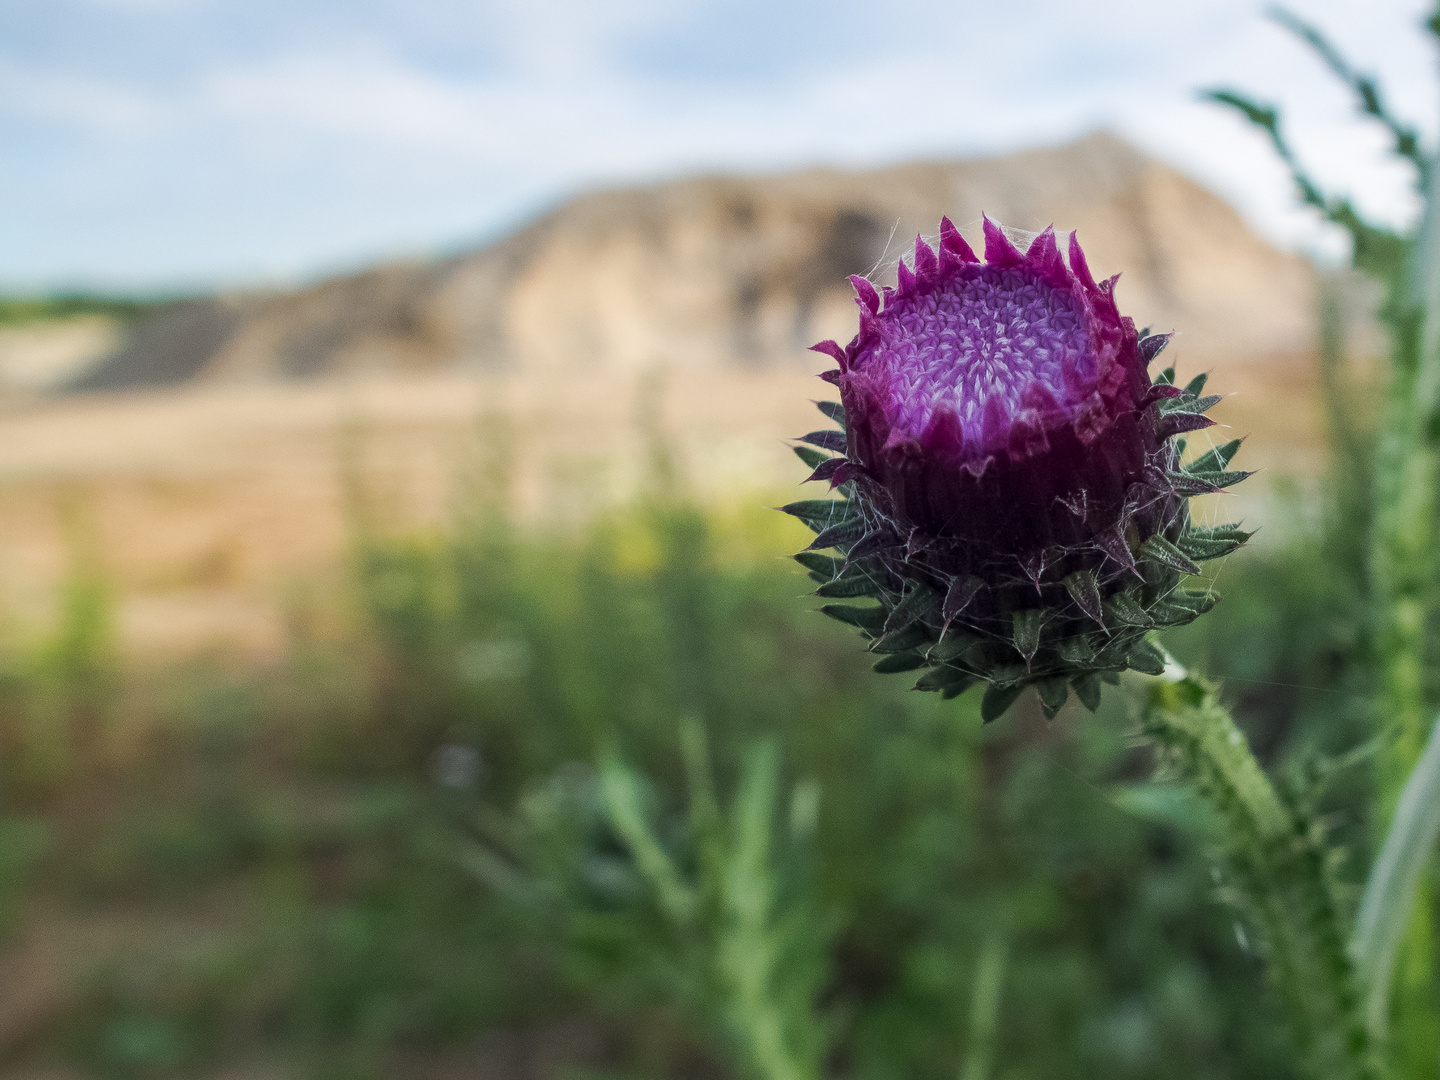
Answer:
[0,341,1326,662]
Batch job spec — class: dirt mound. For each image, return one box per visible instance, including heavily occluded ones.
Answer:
[71,132,1321,392]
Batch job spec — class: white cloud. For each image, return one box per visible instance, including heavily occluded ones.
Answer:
[3,0,1438,286]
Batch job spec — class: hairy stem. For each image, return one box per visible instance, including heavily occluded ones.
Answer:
[1144,677,1379,1080]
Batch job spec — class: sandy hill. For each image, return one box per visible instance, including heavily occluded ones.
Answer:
[0,132,1361,659]
[71,132,1318,391]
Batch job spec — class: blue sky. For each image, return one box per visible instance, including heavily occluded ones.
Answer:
[2,0,1437,292]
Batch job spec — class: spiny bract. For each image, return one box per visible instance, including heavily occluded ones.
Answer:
[784,217,1250,721]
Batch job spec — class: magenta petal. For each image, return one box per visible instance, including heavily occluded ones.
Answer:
[982,215,1026,267]
[939,216,978,262]
[810,339,847,365]
[1067,232,1098,292]
[849,274,880,314]
[896,259,916,295]
[913,235,938,280]
[1025,225,1066,285]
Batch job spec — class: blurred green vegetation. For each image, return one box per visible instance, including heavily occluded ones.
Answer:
[0,460,1387,1080]
[0,295,161,327]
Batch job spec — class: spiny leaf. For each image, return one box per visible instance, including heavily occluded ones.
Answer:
[883,582,940,636]
[872,624,933,654]
[1188,439,1243,475]
[847,529,901,560]
[1163,589,1219,617]
[1063,569,1104,624]
[1140,334,1172,363]
[793,551,843,577]
[943,574,985,623]
[873,652,926,674]
[1165,470,1224,496]
[1072,673,1103,712]
[805,457,847,485]
[793,444,829,471]
[809,520,867,550]
[930,629,981,663]
[1127,639,1167,675]
[1183,372,1209,397]
[1187,523,1252,544]
[816,572,882,599]
[820,603,885,631]
[1191,469,1251,490]
[1104,591,1153,627]
[1012,609,1045,666]
[981,683,1025,724]
[1159,413,1217,439]
[1157,366,1176,385]
[780,498,856,533]
[1037,676,1069,717]
[799,430,847,453]
[1140,535,1202,576]
[1057,634,1098,664]
[915,664,975,693]
[815,399,845,425]
[1177,533,1244,561]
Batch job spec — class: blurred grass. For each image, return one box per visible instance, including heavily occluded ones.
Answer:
[0,461,1369,1080]
[0,296,159,327]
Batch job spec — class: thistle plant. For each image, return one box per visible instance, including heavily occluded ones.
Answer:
[785,218,1249,721]
[780,198,1440,1079]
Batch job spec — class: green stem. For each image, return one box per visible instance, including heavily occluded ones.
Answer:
[1144,676,1380,1080]
[1352,709,1440,1043]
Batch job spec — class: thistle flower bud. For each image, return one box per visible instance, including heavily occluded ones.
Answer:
[785,218,1250,721]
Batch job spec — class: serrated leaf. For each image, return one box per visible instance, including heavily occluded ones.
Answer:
[981,683,1025,723]
[1072,673,1102,712]
[820,604,885,631]
[873,652,926,674]
[872,624,933,654]
[799,430,847,453]
[1062,569,1104,624]
[1139,535,1202,576]
[780,498,856,533]
[1012,609,1045,665]
[1126,639,1167,675]
[1036,675,1069,715]
[793,444,829,470]
[816,399,845,425]
[883,583,940,636]
[1187,438,1242,475]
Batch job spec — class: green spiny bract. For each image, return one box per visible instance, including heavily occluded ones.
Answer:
[783,220,1250,722]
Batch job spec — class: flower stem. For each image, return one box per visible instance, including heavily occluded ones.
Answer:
[1144,676,1381,1080]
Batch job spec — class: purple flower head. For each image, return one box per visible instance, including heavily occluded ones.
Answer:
[788,218,1250,721]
